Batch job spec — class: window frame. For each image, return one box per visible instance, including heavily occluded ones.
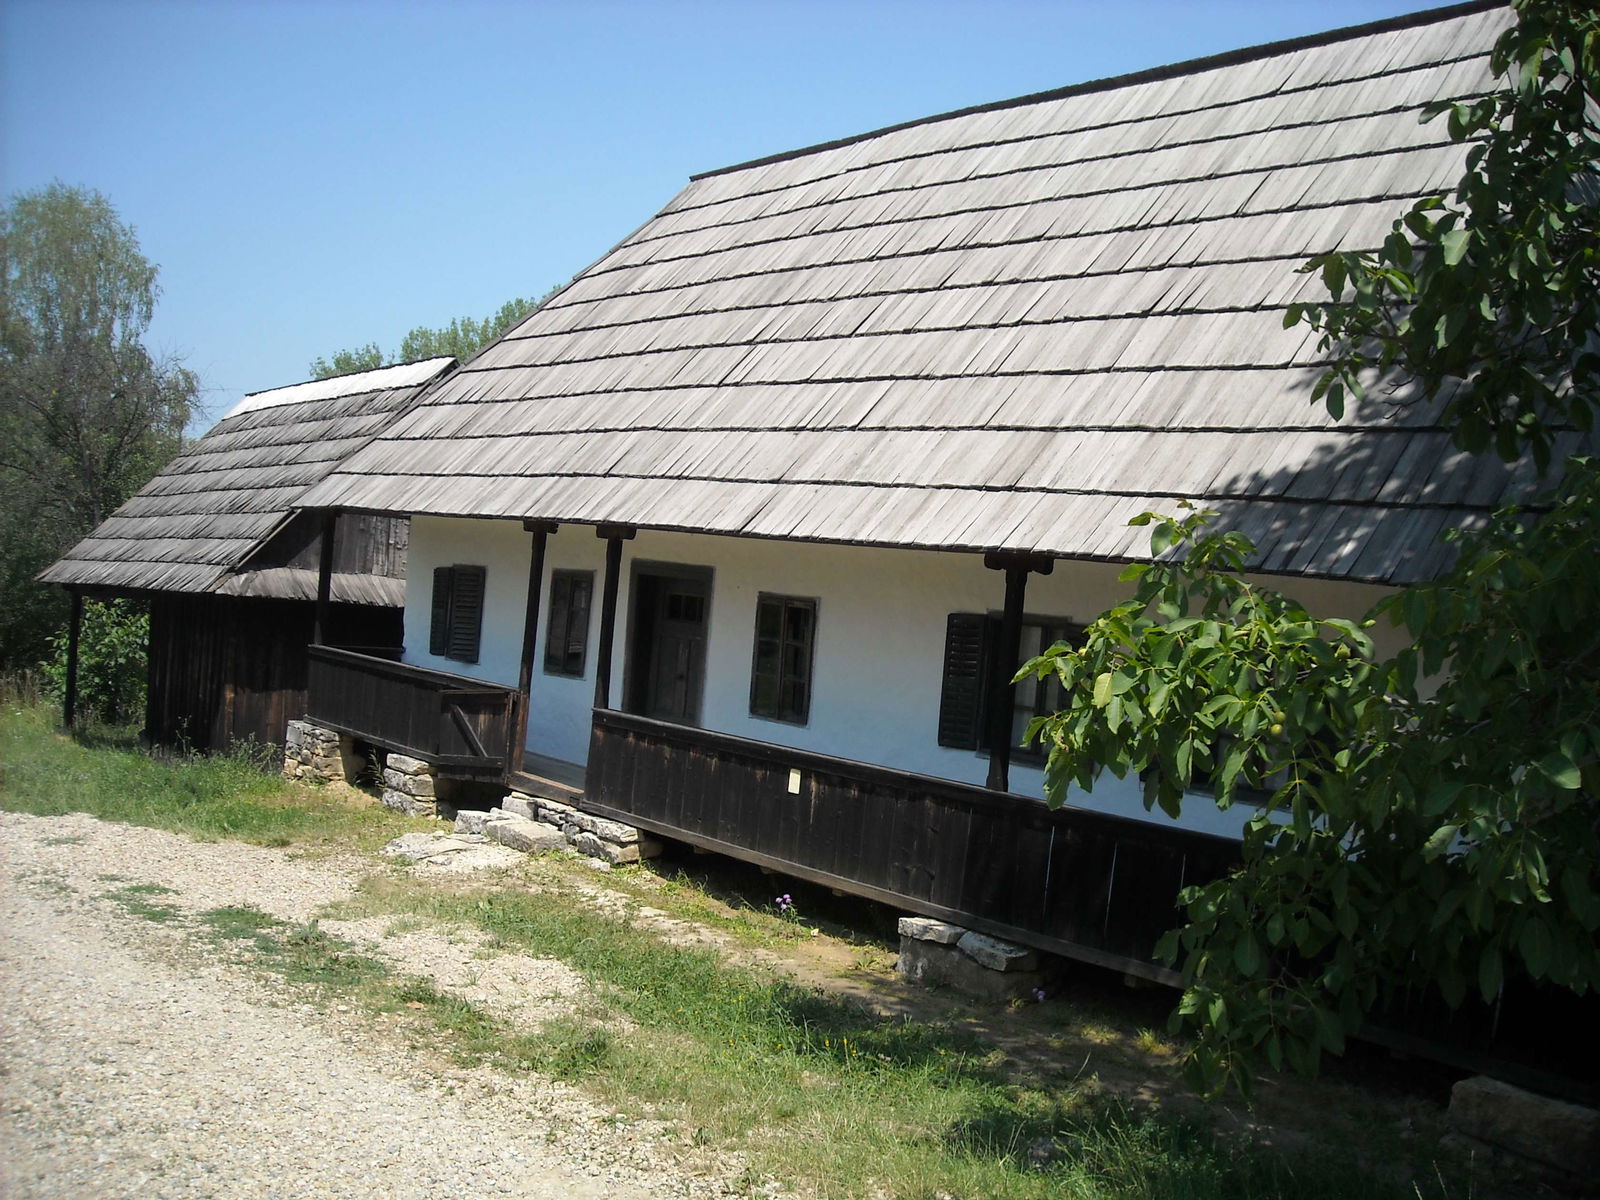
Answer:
[1006,616,1085,765]
[747,593,818,726]
[542,568,595,679]
[935,609,1085,763]
[428,563,487,665]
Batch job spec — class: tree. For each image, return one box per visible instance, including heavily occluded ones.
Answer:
[309,291,556,379]
[1021,0,1599,1097]
[0,182,198,670]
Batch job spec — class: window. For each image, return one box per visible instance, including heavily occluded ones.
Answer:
[543,570,593,678]
[936,612,1084,757]
[749,594,816,724]
[1010,619,1080,761]
[428,564,486,664]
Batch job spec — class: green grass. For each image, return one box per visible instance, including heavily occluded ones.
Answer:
[102,881,182,923]
[332,875,1458,1200]
[0,698,421,848]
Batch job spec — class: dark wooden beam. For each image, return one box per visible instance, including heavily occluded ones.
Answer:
[593,525,636,709]
[982,549,1054,576]
[313,511,337,646]
[63,589,83,729]
[511,521,558,775]
[985,564,1028,792]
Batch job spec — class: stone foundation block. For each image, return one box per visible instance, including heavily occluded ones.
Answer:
[1449,1076,1600,1179]
[282,720,346,784]
[382,768,436,797]
[386,753,433,777]
[453,809,491,836]
[565,811,642,845]
[500,792,537,821]
[569,831,640,864]
[381,788,437,818]
[957,930,1039,973]
[897,936,1045,1002]
[898,917,965,945]
[483,813,566,855]
[536,798,578,824]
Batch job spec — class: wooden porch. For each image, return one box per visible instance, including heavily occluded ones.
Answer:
[583,707,1240,982]
[304,645,518,777]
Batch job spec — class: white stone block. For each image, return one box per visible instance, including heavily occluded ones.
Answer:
[957,931,1039,973]
[484,815,565,855]
[499,793,536,821]
[898,917,966,945]
[386,753,433,777]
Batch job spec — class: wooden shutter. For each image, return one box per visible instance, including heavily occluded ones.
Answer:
[447,565,486,664]
[937,612,998,749]
[429,566,453,657]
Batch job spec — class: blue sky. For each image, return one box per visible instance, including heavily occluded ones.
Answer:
[3,0,1449,423]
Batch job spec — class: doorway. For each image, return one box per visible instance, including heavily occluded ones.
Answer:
[625,564,712,724]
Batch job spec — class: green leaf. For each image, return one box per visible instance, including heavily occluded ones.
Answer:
[1519,919,1553,980]
[1423,824,1460,857]
[1440,228,1471,265]
[1233,934,1262,976]
[1478,947,1503,1004]
[1092,672,1113,708]
[1536,751,1582,790]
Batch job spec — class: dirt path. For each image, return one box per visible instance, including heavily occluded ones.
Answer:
[0,812,748,1199]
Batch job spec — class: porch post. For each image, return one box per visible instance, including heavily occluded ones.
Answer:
[313,510,337,646]
[593,524,636,710]
[512,520,558,774]
[63,588,83,729]
[982,551,1054,793]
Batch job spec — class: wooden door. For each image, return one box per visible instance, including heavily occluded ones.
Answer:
[636,574,710,724]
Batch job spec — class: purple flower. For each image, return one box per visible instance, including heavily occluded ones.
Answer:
[1033,988,1048,1003]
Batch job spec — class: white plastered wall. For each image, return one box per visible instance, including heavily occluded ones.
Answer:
[405,516,1404,840]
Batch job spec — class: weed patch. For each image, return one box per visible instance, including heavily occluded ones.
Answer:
[103,882,181,923]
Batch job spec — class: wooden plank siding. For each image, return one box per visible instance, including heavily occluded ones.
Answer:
[304,646,517,776]
[583,708,1239,981]
[145,594,401,754]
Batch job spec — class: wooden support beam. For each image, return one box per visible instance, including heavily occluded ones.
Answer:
[511,520,558,775]
[593,525,636,709]
[63,589,83,729]
[985,564,1028,792]
[313,511,337,646]
[982,549,1054,576]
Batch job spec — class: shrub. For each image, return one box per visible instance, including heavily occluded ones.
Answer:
[42,597,148,725]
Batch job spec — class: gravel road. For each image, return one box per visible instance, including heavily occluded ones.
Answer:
[0,811,751,1199]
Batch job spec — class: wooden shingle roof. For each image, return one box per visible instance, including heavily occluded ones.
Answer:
[300,4,1571,585]
[42,358,455,598]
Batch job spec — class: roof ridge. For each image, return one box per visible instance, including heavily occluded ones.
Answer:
[691,1,1503,182]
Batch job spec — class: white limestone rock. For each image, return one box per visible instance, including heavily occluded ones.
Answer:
[483,815,566,855]
[957,931,1039,973]
[898,917,966,945]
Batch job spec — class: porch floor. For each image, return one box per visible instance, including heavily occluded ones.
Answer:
[512,751,586,804]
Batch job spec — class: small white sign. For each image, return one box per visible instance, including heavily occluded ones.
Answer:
[787,768,802,795]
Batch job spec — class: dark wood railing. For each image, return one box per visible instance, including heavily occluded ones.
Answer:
[306,646,517,776]
[585,709,1240,982]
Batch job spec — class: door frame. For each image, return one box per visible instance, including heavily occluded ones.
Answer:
[621,560,714,723]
